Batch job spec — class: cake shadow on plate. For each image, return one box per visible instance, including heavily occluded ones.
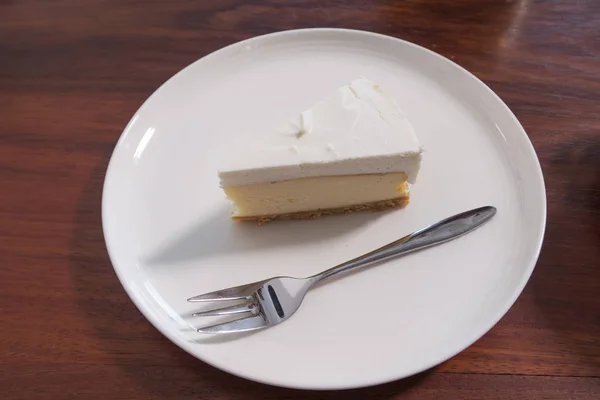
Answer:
[143,205,394,267]
[70,154,431,396]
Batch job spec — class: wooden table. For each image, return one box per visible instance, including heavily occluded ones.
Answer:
[2,0,599,398]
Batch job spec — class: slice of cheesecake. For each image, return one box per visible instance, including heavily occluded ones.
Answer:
[218,77,422,223]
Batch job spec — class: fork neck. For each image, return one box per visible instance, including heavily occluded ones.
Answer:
[309,253,378,284]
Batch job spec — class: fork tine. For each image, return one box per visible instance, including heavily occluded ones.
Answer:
[196,314,267,334]
[192,303,257,317]
[187,286,254,303]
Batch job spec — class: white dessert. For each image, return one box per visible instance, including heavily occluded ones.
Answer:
[218,77,422,222]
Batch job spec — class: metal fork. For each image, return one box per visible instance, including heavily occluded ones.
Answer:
[187,206,496,333]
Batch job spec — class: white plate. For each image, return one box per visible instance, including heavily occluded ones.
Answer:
[102,29,546,390]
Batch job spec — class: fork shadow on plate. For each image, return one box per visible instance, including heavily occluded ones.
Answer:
[143,205,388,267]
[148,207,396,344]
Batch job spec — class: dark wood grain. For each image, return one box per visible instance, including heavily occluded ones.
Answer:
[1,0,599,398]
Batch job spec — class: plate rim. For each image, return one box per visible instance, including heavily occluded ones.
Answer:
[101,28,547,390]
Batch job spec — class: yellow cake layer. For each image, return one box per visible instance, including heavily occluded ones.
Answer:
[223,173,409,218]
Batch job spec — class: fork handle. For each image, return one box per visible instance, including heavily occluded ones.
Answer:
[309,206,496,284]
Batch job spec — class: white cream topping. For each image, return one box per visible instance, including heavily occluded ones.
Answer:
[219,77,422,187]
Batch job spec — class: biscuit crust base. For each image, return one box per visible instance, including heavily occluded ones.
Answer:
[232,196,409,225]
